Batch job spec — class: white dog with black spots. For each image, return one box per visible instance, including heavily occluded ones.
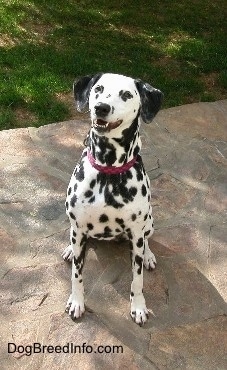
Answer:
[62,73,163,325]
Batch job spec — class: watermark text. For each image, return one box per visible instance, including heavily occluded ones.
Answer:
[8,342,123,356]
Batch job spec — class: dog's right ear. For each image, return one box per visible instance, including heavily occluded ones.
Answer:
[73,73,103,112]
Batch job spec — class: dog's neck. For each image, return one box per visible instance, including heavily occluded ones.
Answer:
[87,115,142,167]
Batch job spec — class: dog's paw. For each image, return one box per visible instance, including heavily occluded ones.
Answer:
[62,245,74,262]
[130,295,149,326]
[143,248,156,270]
[65,294,85,320]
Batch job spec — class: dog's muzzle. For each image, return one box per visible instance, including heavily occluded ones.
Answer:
[92,103,122,133]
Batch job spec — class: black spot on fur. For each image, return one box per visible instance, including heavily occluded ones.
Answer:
[133,155,145,181]
[130,187,137,196]
[70,194,77,207]
[131,213,137,221]
[137,238,144,248]
[78,265,83,276]
[126,170,133,180]
[115,218,125,229]
[87,223,94,230]
[119,153,126,164]
[72,237,76,244]
[144,230,150,237]
[75,164,85,181]
[85,190,93,198]
[135,255,143,274]
[141,184,147,196]
[133,145,140,157]
[99,214,109,222]
[75,273,78,278]
[96,172,106,194]
[65,201,69,210]
[135,168,143,181]
[104,226,112,234]
[69,212,76,220]
[90,179,96,188]
[127,229,133,240]
[68,187,72,196]
[130,292,134,297]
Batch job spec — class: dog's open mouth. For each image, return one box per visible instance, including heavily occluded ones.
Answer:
[92,119,123,132]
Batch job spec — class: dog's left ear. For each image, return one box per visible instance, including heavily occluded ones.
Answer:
[135,79,163,123]
[73,73,103,112]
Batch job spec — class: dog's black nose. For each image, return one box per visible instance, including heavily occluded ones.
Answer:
[94,103,111,117]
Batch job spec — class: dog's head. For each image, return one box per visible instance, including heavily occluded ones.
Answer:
[73,73,163,135]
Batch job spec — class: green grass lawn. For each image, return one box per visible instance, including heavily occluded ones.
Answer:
[0,0,227,130]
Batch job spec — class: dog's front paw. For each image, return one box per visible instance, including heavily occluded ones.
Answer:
[144,248,156,270]
[130,294,149,326]
[62,245,74,262]
[65,294,85,320]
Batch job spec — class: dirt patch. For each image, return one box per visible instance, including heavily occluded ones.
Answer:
[199,72,227,100]
[15,108,38,127]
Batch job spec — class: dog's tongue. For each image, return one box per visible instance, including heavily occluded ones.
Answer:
[96,119,107,126]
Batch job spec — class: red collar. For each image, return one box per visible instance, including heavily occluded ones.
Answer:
[87,150,137,175]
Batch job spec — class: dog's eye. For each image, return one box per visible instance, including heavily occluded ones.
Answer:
[124,91,133,99]
[119,90,133,101]
[94,85,104,94]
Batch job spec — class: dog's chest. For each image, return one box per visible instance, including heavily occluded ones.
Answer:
[66,150,151,238]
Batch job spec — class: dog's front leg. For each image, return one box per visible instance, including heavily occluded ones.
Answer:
[130,234,149,326]
[65,226,87,320]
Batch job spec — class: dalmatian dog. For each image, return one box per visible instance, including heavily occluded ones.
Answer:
[62,73,163,325]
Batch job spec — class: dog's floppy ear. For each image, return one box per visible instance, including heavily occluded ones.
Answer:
[135,79,163,123]
[73,73,103,112]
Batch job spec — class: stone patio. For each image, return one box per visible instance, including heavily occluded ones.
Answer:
[0,101,227,369]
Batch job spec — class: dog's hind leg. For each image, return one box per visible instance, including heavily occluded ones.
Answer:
[129,233,149,326]
[65,226,88,319]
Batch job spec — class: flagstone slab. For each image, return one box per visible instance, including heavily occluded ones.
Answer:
[0,100,227,369]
